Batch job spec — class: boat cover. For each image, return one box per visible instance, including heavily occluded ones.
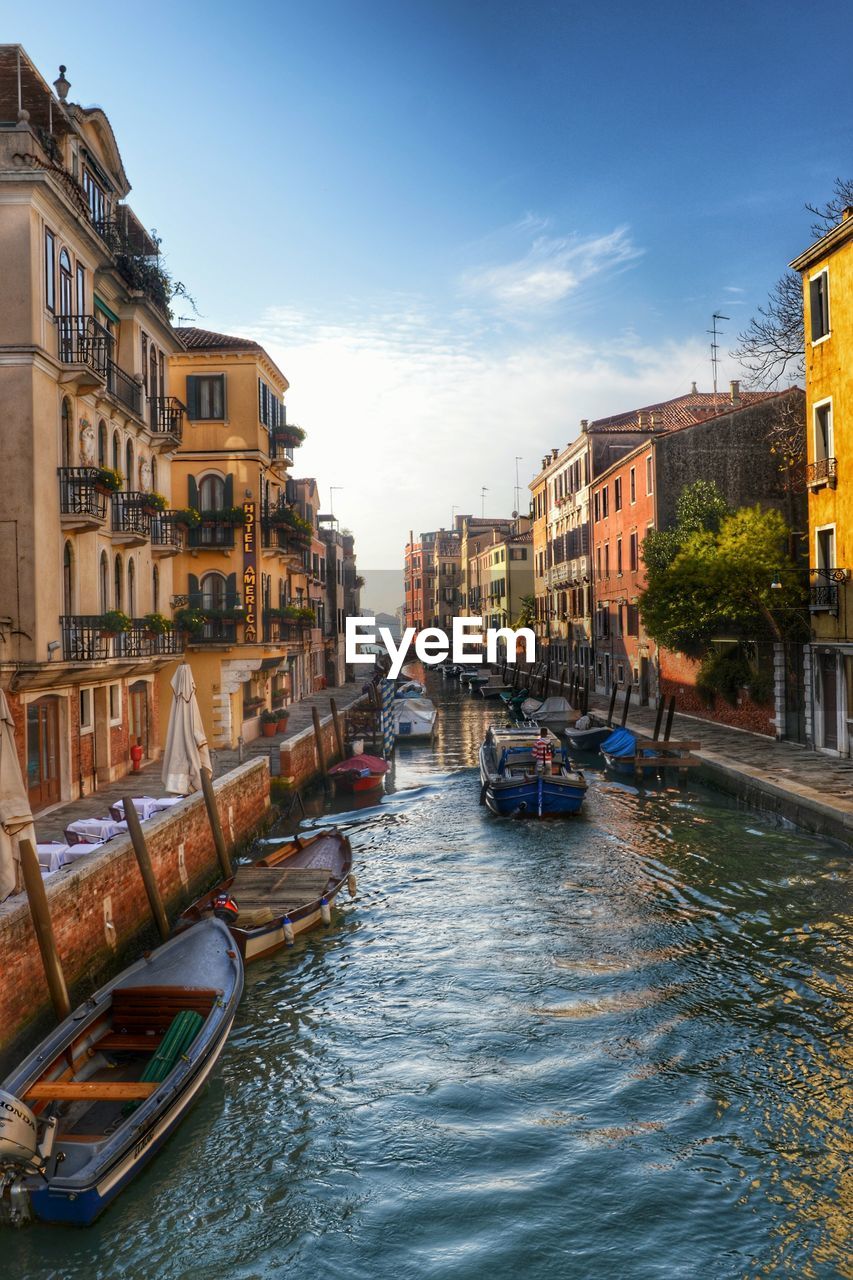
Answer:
[329,754,389,776]
[601,727,636,757]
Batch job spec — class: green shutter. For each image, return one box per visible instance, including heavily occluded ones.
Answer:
[188,572,199,607]
[225,572,238,608]
[186,376,199,420]
[188,474,198,508]
[224,474,234,507]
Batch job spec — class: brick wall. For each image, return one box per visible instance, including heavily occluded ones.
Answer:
[279,716,345,788]
[0,759,270,1053]
[659,649,776,736]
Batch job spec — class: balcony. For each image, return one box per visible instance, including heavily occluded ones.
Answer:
[60,616,184,663]
[806,457,838,490]
[56,315,111,389]
[269,424,303,463]
[150,512,186,556]
[112,492,152,545]
[148,395,186,445]
[809,567,848,617]
[188,517,237,549]
[173,593,243,645]
[58,467,107,530]
[107,360,143,417]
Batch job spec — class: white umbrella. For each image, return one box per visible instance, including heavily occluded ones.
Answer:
[0,690,36,901]
[162,663,212,795]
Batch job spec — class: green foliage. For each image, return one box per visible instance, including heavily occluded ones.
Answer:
[174,607,206,634]
[517,594,536,627]
[142,612,171,634]
[674,480,730,536]
[200,506,247,525]
[173,507,201,528]
[144,492,169,512]
[99,610,131,634]
[696,647,754,707]
[95,466,123,493]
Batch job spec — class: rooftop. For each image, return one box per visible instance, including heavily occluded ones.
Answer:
[174,327,289,387]
[588,384,778,434]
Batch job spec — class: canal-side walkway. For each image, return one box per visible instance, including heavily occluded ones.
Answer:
[581,687,853,846]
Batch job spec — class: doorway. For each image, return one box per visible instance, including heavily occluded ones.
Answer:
[819,652,838,750]
[26,697,60,809]
[129,681,150,758]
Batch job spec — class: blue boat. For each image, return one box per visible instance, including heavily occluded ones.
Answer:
[0,919,242,1226]
[479,726,587,817]
[600,726,658,778]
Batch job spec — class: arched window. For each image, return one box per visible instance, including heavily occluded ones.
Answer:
[114,554,123,609]
[112,429,121,473]
[97,419,107,467]
[99,551,109,613]
[152,565,160,613]
[198,474,225,511]
[149,346,158,401]
[127,559,136,617]
[60,397,73,467]
[200,571,226,611]
[125,439,134,492]
[63,541,73,614]
[58,248,72,317]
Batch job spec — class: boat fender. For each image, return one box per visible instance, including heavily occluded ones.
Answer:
[347,873,357,898]
[320,897,332,926]
[283,916,295,946]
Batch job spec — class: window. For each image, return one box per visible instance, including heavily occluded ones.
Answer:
[646,456,654,496]
[114,555,123,608]
[629,467,636,504]
[198,474,225,511]
[186,374,226,420]
[109,683,121,723]
[602,486,609,518]
[626,604,640,637]
[45,229,56,311]
[617,663,625,684]
[79,688,93,733]
[629,532,639,571]
[82,167,107,224]
[61,398,73,467]
[810,270,830,342]
[99,551,109,612]
[816,526,835,571]
[814,401,833,461]
[128,559,136,616]
[616,538,623,575]
[76,262,85,314]
[125,440,134,492]
[593,491,600,522]
[97,419,107,466]
[614,477,622,511]
[141,333,148,390]
[63,541,73,614]
[58,248,72,317]
[152,565,160,612]
[112,429,121,473]
[604,544,610,576]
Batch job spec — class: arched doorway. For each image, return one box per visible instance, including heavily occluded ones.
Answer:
[128,680,149,759]
[26,696,60,809]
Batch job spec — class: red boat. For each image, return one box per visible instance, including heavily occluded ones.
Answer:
[328,753,389,794]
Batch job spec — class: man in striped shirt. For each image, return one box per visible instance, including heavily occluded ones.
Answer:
[533,730,553,774]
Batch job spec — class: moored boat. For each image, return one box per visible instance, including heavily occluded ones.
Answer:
[563,713,612,752]
[392,696,437,740]
[180,829,353,963]
[600,726,658,777]
[479,725,587,817]
[0,919,242,1226]
[520,695,578,733]
[328,753,389,794]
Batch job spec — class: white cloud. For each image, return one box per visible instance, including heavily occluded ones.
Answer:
[461,227,643,310]
[241,303,742,573]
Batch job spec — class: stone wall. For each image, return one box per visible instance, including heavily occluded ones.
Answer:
[0,759,269,1054]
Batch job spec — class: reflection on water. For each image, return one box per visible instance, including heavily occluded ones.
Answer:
[6,669,851,1279]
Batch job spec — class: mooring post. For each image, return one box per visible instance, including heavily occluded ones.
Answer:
[664,696,676,741]
[559,667,566,699]
[620,684,632,727]
[200,767,232,880]
[652,696,665,741]
[607,682,618,726]
[122,796,170,941]
[312,705,329,786]
[330,697,345,761]
[19,836,71,1021]
[582,673,590,714]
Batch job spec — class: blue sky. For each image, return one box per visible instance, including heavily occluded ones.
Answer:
[17,1,853,569]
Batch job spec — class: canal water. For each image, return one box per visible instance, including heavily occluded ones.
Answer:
[8,672,852,1279]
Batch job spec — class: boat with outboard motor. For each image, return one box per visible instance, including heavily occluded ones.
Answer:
[0,919,242,1226]
[179,829,354,963]
[479,724,587,817]
[393,696,437,740]
[328,753,389,794]
[519,695,577,733]
[600,726,658,778]
[563,712,612,752]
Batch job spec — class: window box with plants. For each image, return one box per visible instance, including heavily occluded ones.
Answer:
[97,610,132,637]
[173,507,202,529]
[174,607,207,636]
[94,467,123,495]
[142,491,169,515]
[200,506,248,527]
[142,612,171,635]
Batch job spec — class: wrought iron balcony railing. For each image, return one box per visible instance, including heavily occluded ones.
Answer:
[809,567,848,616]
[59,616,184,662]
[806,457,838,488]
[112,492,152,540]
[188,518,237,549]
[56,315,112,376]
[149,395,186,441]
[58,467,107,521]
[150,512,186,552]
[107,360,143,416]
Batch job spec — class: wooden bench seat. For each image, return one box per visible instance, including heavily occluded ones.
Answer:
[110,985,219,1034]
[96,1034,163,1053]
[24,1081,158,1101]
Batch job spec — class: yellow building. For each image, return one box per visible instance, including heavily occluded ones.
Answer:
[167,328,308,747]
[792,209,853,753]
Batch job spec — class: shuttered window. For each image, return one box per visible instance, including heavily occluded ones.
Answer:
[810,271,830,342]
[186,374,226,420]
[45,229,56,311]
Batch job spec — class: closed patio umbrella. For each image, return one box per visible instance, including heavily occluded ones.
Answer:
[0,690,36,901]
[162,663,212,795]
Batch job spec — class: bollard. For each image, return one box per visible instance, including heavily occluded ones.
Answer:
[19,837,70,1021]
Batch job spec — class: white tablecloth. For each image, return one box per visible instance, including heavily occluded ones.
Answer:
[36,843,71,872]
[109,796,184,822]
[65,818,128,845]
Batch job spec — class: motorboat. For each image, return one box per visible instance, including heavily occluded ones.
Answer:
[519,695,578,733]
[478,725,587,817]
[563,713,613,753]
[392,696,437,740]
[328,753,389,795]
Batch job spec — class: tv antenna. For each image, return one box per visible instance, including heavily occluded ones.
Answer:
[480,486,489,517]
[708,312,729,401]
[514,456,523,518]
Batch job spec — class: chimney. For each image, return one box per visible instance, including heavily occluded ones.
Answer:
[637,411,647,429]
[843,206,853,222]
[650,412,658,431]
[730,379,741,405]
[580,419,589,433]
[552,447,558,460]
[690,381,698,395]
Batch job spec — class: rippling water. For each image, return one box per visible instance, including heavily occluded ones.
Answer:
[8,673,852,1279]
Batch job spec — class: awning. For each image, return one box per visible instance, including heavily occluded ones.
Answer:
[94,294,120,325]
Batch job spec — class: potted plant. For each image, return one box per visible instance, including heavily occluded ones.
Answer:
[94,466,123,494]
[143,491,169,514]
[275,707,289,733]
[260,708,280,737]
[98,609,132,636]
[175,606,206,635]
[142,612,170,635]
[173,507,201,528]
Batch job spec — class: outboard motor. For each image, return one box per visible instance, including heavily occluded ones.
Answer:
[213,892,240,925]
[0,1089,55,1225]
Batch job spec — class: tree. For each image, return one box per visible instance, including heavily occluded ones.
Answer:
[733,178,853,388]
[516,594,536,627]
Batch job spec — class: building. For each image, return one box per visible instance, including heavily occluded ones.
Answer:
[459,517,516,620]
[792,210,853,752]
[167,327,306,747]
[429,530,462,631]
[590,388,805,737]
[403,534,429,633]
[0,47,187,809]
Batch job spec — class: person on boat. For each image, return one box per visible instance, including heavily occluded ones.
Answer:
[533,731,553,774]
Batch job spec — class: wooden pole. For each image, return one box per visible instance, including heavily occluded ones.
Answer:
[620,684,632,727]
[200,767,232,879]
[652,696,665,741]
[664,696,676,741]
[582,672,589,714]
[606,682,618,726]
[559,667,566,699]
[312,705,329,784]
[122,796,169,941]
[19,837,70,1021]
[330,697,345,761]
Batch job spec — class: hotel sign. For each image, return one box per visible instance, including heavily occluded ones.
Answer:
[243,501,257,642]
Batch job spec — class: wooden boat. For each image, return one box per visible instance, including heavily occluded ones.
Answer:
[180,829,353,963]
[600,727,657,778]
[0,919,242,1226]
[478,682,513,699]
[563,714,612,752]
[328,753,388,794]
[479,725,587,818]
[520,695,578,733]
